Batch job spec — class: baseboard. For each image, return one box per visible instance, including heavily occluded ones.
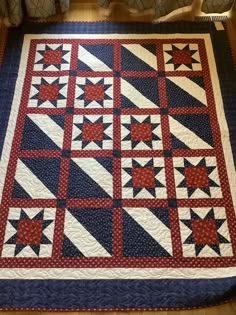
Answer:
[194,15,229,22]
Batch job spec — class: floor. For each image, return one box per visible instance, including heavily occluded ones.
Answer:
[0,1,236,314]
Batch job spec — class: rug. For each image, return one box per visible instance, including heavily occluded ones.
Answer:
[0,21,236,311]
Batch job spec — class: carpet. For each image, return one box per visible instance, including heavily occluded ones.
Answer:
[0,21,236,311]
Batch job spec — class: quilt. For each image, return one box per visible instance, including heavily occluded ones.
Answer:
[0,21,236,310]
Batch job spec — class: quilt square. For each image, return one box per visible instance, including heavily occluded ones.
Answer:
[34,44,72,71]
[166,76,207,108]
[75,77,113,108]
[121,115,162,150]
[2,208,56,257]
[121,158,166,198]
[169,114,213,149]
[28,76,68,108]
[68,157,113,198]
[63,208,112,257]
[121,77,159,108]
[78,44,114,71]
[178,207,233,257]
[21,114,65,150]
[72,115,113,150]
[12,158,61,199]
[163,43,202,71]
[173,157,222,199]
[121,44,157,71]
[123,207,172,257]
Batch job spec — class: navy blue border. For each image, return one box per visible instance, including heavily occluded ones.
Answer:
[0,278,235,309]
[0,22,236,309]
[0,27,24,157]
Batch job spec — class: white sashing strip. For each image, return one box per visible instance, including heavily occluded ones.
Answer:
[121,78,158,108]
[64,210,111,257]
[0,267,236,279]
[124,208,172,255]
[28,114,63,149]
[169,116,212,149]
[122,44,157,70]
[15,160,55,199]
[78,46,111,71]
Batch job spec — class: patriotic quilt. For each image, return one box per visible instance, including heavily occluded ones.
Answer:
[0,21,236,310]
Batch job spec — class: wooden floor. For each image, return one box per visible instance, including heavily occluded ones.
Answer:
[0,1,236,314]
[1,306,236,315]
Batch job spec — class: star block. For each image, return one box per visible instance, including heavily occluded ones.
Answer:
[72,115,113,150]
[1,208,56,257]
[75,77,113,108]
[163,43,202,71]
[121,115,162,150]
[173,157,222,199]
[178,207,233,257]
[34,44,71,71]
[29,77,68,108]
[122,158,166,199]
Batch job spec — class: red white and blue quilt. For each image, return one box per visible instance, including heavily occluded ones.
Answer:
[0,21,236,310]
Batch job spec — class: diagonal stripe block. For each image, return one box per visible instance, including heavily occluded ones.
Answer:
[78,44,113,71]
[68,158,113,198]
[169,115,213,149]
[121,77,159,108]
[63,209,111,257]
[166,76,206,108]
[12,158,60,199]
[123,207,172,257]
[121,44,157,71]
[21,114,64,150]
